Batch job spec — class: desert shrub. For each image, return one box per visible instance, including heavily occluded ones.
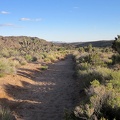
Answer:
[74,79,118,119]
[107,71,120,100]
[41,51,68,63]
[47,54,57,62]
[72,48,120,119]
[87,44,93,53]
[78,47,84,53]
[0,105,14,120]
[101,81,120,119]
[83,44,96,53]
[32,56,37,62]
[44,58,51,63]
[42,53,48,58]
[101,47,113,53]
[76,53,106,67]
[0,58,16,77]
[57,47,65,51]
[104,58,113,66]
[112,35,120,54]
[74,69,120,119]
[24,54,33,62]
[77,67,112,88]
[76,62,91,71]
[73,51,80,58]
[77,69,102,88]
[0,48,19,58]
[41,53,55,63]
[14,56,27,65]
[64,109,77,120]
[97,72,120,119]
[111,54,120,64]
[74,104,95,119]
[88,53,106,67]
[9,49,19,57]
[12,59,20,68]
[24,54,37,62]
[0,49,10,58]
[40,65,48,70]
[39,54,45,60]
[94,67,112,82]
[78,54,90,63]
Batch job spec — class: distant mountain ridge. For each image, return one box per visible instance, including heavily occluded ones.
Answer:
[0,36,51,49]
[0,36,114,49]
[70,40,114,47]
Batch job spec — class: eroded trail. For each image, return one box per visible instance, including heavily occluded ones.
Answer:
[0,55,76,120]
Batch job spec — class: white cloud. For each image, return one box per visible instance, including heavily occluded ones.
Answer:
[0,11,10,14]
[0,23,23,28]
[20,18,31,21]
[20,17,42,21]
[0,23,14,27]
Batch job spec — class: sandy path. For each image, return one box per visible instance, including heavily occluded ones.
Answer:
[0,55,76,120]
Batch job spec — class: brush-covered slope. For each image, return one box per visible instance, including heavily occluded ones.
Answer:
[71,40,114,47]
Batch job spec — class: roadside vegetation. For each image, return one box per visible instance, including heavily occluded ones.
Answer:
[0,35,120,120]
[0,36,71,77]
[0,36,72,120]
[0,104,15,120]
[67,36,120,120]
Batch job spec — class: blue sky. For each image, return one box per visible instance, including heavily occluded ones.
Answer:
[0,0,120,42]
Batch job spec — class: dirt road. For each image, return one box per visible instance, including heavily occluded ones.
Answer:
[0,55,77,120]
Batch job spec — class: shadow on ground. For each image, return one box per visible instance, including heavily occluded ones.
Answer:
[0,55,78,120]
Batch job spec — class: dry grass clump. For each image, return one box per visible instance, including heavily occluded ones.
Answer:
[0,58,16,77]
[40,65,48,70]
[42,51,69,63]
[0,104,15,120]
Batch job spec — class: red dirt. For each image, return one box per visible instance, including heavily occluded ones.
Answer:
[0,55,77,120]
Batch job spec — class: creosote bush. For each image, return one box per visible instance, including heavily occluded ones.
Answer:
[40,65,48,70]
[71,46,120,120]
[0,58,16,77]
[0,104,15,120]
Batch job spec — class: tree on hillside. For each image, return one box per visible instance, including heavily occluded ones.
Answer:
[112,35,120,54]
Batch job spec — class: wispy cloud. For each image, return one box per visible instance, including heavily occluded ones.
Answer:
[0,23,23,28]
[0,11,10,14]
[69,6,79,12]
[73,7,79,9]
[20,18,31,21]
[20,17,42,21]
[0,23,14,27]
[34,18,42,21]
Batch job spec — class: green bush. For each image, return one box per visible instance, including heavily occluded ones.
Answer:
[14,56,27,65]
[76,62,91,71]
[74,69,120,119]
[24,55,37,62]
[77,67,112,87]
[40,65,48,70]
[112,35,120,54]
[9,49,19,57]
[72,47,120,119]
[111,54,120,64]
[74,79,118,119]
[0,58,16,77]
[24,54,32,62]
[78,47,84,53]
[0,49,10,58]
[76,53,106,67]
[0,104,15,120]
[32,56,37,62]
